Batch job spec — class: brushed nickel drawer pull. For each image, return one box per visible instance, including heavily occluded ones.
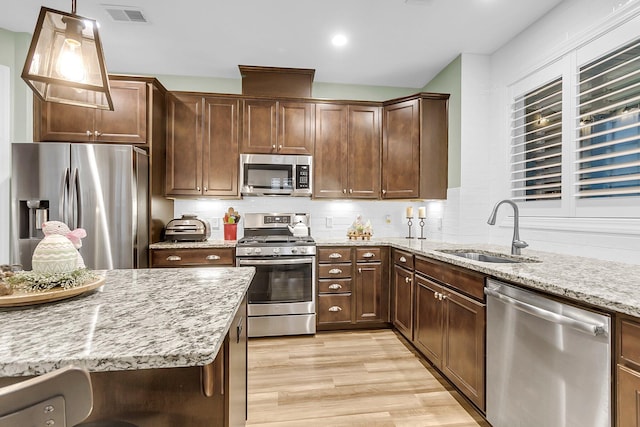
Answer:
[166,255,182,261]
[328,284,342,290]
[434,292,438,299]
[328,253,342,259]
[206,255,221,260]
[399,256,407,263]
[405,276,409,283]
[329,268,342,274]
[328,306,342,312]
[363,252,375,258]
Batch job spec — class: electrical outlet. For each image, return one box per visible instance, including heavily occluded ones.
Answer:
[209,218,220,229]
[385,215,391,224]
[326,217,333,228]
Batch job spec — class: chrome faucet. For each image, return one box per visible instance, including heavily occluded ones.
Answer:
[487,200,528,255]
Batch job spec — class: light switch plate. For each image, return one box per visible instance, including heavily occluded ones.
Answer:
[209,217,220,229]
[326,217,333,228]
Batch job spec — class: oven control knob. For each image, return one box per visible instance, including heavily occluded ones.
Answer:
[299,247,307,254]
[255,248,262,254]
[273,247,280,254]
[246,248,253,254]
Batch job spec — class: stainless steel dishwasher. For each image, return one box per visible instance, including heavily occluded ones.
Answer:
[485,279,611,427]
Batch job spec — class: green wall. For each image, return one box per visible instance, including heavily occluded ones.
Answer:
[422,55,461,189]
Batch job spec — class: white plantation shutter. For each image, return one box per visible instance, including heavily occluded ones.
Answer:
[576,38,640,199]
[511,77,563,201]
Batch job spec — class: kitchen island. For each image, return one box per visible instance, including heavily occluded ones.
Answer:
[0,267,254,426]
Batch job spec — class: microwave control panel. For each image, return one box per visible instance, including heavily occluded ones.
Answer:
[296,165,310,189]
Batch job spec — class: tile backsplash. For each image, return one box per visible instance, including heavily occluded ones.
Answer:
[173,198,446,241]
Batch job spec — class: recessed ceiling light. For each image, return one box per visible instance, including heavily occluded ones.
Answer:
[331,34,348,47]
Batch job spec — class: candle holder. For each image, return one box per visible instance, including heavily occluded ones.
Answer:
[418,218,426,240]
[406,217,414,239]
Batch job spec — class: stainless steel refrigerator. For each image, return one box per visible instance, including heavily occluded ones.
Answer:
[11,143,149,270]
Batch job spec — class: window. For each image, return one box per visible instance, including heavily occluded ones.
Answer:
[511,77,563,202]
[509,36,640,217]
[576,39,640,199]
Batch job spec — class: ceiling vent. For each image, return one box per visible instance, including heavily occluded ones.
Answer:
[102,5,148,23]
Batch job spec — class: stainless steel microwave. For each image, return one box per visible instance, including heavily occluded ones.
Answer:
[240,154,312,196]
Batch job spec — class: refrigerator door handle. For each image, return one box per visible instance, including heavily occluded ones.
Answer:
[60,168,70,225]
[71,168,83,229]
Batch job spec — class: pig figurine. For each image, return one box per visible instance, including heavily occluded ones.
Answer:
[41,221,87,269]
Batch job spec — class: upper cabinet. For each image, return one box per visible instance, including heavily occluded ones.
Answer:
[314,103,381,199]
[165,93,240,198]
[241,99,315,155]
[34,77,151,145]
[382,93,449,200]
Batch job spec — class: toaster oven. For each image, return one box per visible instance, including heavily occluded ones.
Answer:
[165,215,211,241]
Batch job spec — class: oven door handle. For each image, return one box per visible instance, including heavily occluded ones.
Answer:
[237,257,313,266]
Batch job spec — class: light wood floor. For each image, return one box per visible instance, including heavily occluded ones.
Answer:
[246,329,489,426]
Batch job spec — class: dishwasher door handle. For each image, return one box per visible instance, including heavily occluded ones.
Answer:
[484,287,607,337]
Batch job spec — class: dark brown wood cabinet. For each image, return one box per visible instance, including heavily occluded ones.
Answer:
[393,262,414,341]
[150,247,235,268]
[241,99,314,155]
[382,93,449,199]
[35,78,148,145]
[355,247,388,323]
[414,255,486,411]
[314,103,381,199]
[165,93,240,197]
[317,246,388,329]
[617,316,640,427]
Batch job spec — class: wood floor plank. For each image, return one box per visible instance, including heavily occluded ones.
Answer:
[246,329,488,426]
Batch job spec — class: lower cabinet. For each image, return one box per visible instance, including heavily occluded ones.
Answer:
[617,316,640,427]
[317,246,389,329]
[393,263,414,340]
[150,247,235,267]
[226,294,247,427]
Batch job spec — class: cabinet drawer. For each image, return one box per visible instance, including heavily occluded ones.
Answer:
[355,247,381,262]
[151,248,234,267]
[393,249,414,269]
[318,264,352,278]
[318,248,352,263]
[318,294,352,323]
[318,278,352,294]
[415,256,485,301]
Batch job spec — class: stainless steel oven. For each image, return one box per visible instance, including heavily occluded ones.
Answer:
[235,213,316,337]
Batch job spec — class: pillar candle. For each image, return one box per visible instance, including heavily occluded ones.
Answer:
[418,207,426,218]
[406,206,413,218]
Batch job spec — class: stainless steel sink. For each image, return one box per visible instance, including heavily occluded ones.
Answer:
[436,249,538,264]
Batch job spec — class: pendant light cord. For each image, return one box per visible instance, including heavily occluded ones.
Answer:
[71,0,77,14]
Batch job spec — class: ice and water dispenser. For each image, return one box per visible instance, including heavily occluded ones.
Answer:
[18,199,49,239]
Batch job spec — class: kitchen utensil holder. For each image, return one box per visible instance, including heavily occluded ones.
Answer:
[418,219,426,240]
[406,217,414,239]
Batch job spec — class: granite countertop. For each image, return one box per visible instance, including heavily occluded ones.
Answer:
[0,267,254,377]
[147,237,640,317]
[149,239,236,249]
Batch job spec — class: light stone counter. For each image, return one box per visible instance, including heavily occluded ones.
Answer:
[317,237,640,317]
[149,239,236,249]
[0,267,254,377]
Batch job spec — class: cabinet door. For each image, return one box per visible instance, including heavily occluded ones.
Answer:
[393,265,414,341]
[241,99,277,153]
[166,94,203,196]
[442,289,486,411]
[35,94,94,142]
[382,99,420,199]
[355,262,383,322]
[414,275,444,367]
[348,105,381,198]
[618,365,640,427]
[95,80,147,143]
[202,97,239,197]
[314,103,349,198]
[278,101,315,155]
[227,294,248,427]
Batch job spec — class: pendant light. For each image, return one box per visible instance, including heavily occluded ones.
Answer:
[21,0,113,110]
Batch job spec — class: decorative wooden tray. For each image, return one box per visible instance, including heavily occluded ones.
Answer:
[347,233,372,240]
[0,276,105,308]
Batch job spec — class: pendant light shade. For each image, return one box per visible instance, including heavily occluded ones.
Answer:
[21,3,113,110]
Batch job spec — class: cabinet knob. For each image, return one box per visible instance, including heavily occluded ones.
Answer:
[382,189,387,195]
[328,253,342,259]
[399,256,407,263]
[358,267,362,273]
[328,283,342,290]
[343,189,347,194]
[166,255,182,261]
[196,186,201,191]
[349,189,353,194]
[363,252,375,258]
[405,277,409,283]
[205,255,221,260]
[94,130,102,137]
[434,291,438,299]
[203,186,208,192]
[86,130,92,136]
[439,293,446,301]
[328,306,342,312]
[328,268,342,275]
[272,144,276,149]
[278,145,283,150]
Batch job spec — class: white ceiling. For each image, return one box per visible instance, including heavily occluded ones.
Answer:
[0,0,565,88]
